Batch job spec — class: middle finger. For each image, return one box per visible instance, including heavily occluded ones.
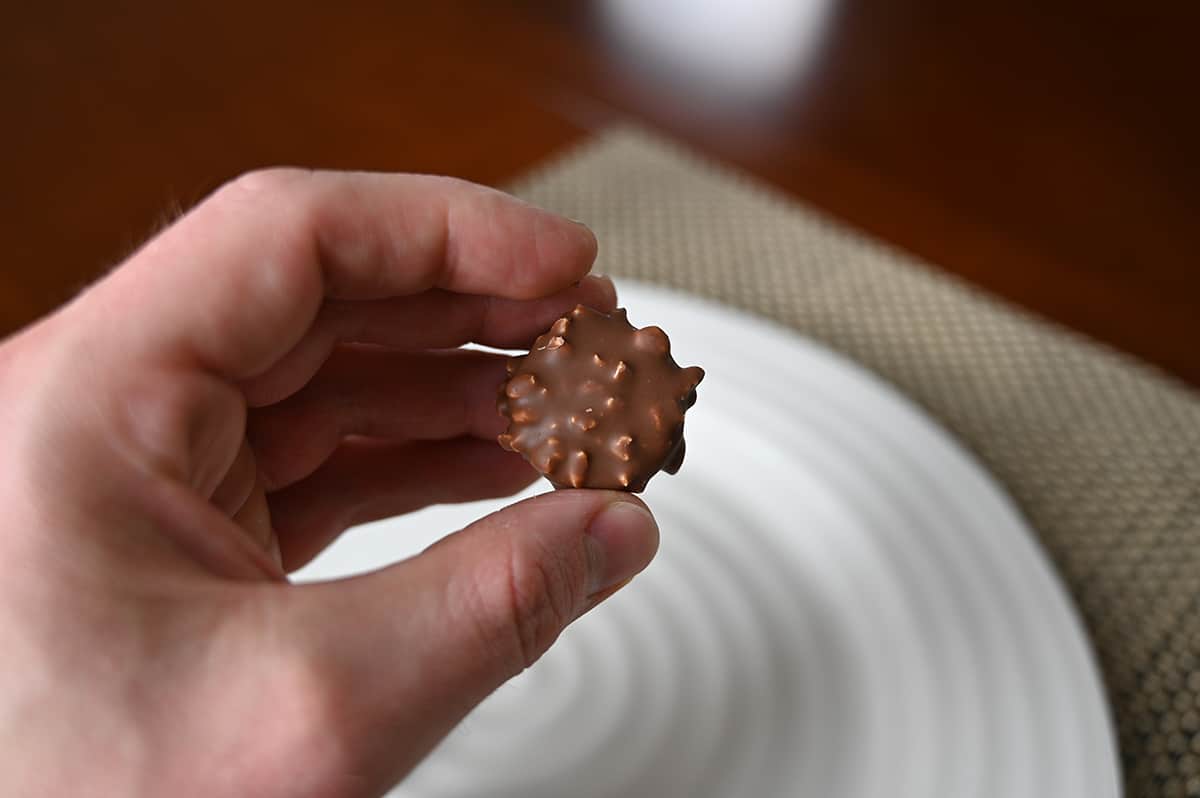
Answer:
[247,347,508,491]
[241,274,616,407]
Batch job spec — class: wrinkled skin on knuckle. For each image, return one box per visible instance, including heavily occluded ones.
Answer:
[507,541,578,669]
[464,534,587,676]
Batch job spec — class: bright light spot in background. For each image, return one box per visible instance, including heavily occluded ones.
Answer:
[601,0,837,100]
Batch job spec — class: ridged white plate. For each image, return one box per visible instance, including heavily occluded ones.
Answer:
[295,281,1121,798]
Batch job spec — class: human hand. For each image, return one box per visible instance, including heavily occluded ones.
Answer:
[0,171,659,796]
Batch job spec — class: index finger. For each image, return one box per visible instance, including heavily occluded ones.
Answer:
[85,170,598,381]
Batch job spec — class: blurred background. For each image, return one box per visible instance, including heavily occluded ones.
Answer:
[2,2,1197,386]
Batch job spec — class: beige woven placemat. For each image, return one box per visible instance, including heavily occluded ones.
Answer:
[508,126,1200,798]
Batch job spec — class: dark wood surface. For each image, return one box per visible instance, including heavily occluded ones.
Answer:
[3,2,1197,386]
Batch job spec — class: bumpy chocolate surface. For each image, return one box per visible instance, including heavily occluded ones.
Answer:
[498,305,704,492]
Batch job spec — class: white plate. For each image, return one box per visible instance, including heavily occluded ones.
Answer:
[295,281,1121,798]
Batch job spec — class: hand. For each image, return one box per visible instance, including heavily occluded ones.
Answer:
[0,170,660,796]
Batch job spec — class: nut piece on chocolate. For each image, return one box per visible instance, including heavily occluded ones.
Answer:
[497,305,704,492]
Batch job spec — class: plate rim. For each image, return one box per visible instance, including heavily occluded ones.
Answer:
[614,277,1122,792]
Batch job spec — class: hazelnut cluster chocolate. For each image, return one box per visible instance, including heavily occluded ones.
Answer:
[498,305,704,492]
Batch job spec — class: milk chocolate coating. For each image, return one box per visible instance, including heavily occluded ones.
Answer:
[497,305,704,492]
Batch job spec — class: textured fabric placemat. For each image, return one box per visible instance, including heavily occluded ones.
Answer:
[507,126,1200,798]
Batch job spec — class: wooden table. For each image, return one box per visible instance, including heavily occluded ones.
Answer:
[4,2,1197,386]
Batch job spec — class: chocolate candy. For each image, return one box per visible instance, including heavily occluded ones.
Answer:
[498,305,704,492]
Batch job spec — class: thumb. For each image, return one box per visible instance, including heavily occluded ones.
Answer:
[281,490,659,788]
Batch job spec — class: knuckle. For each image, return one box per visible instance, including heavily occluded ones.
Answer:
[215,169,321,246]
[206,168,328,334]
[224,167,313,199]
[508,548,573,667]
[113,367,245,491]
[465,535,585,674]
[264,648,357,775]
[275,645,345,725]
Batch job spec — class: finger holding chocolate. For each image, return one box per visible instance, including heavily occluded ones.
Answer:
[498,305,704,492]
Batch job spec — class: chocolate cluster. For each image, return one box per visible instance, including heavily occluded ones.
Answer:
[498,305,704,492]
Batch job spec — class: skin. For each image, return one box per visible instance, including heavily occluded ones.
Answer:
[0,170,660,797]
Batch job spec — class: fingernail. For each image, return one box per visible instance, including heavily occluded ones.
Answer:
[569,219,599,256]
[588,273,617,299]
[584,501,659,596]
